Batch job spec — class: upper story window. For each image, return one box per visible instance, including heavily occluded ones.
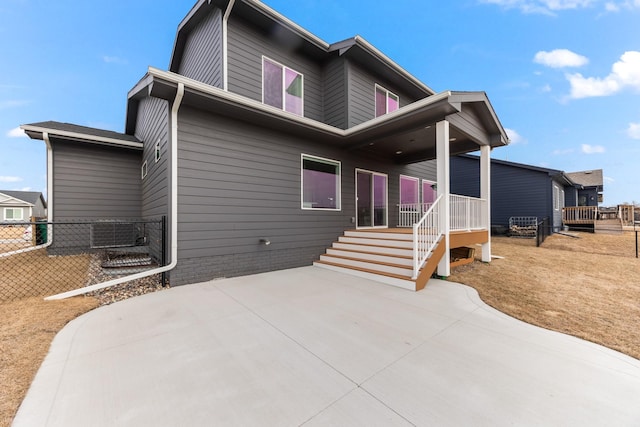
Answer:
[375,84,399,117]
[262,57,304,116]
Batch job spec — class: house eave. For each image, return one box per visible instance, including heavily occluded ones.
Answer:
[20,125,143,150]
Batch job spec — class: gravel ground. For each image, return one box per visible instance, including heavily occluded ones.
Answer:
[85,253,169,306]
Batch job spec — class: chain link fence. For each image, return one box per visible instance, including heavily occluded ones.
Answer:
[0,218,166,302]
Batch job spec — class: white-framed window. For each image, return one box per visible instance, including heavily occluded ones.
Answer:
[553,184,560,211]
[375,84,399,117]
[399,175,420,206]
[155,142,161,163]
[422,179,437,204]
[301,154,341,210]
[262,56,304,116]
[4,207,23,221]
[141,160,148,179]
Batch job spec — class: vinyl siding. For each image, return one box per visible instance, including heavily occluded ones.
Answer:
[178,8,224,88]
[226,16,324,122]
[347,61,420,128]
[51,140,142,219]
[135,97,170,220]
[323,57,347,129]
[450,156,552,228]
[171,106,438,285]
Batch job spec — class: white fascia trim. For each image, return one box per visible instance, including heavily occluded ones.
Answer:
[44,84,185,300]
[147,67,453,139]
[0,193,32,207]
[354,36,435,96]
[243,0,330,50]
[20,125,143,149]
[222,0,236,91]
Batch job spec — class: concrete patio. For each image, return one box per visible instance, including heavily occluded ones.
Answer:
[13,266,640,426]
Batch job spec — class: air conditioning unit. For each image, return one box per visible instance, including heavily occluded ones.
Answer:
[90,222,136,248]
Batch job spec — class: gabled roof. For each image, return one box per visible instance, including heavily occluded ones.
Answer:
[0,190,47,208]
[169,0,435,99]
[20,121,142,150]
[566,169,603,189]
[457,154,574,186]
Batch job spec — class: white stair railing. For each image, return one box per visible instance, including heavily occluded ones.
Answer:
[412,195,443,279]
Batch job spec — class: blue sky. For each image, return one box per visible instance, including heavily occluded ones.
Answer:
[1,0,639,205]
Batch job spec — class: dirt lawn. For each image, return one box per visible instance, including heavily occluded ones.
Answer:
[1,231,639,427]
[450,231,640,360]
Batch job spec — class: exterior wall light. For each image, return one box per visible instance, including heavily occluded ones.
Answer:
[259,238,271,245]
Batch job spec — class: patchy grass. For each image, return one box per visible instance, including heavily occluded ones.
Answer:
[0,296,98,427]
[0,249,91,302]
[450,232,640,360]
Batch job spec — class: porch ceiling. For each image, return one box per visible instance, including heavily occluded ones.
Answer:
[129,69,509,163]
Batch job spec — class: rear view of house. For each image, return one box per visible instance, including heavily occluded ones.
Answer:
[22,0,508,293]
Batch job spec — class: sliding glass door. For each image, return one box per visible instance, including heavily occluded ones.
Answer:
[356,169,388,228]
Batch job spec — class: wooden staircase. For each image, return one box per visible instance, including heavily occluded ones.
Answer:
[595,218,624,234]
[313,229,445,291]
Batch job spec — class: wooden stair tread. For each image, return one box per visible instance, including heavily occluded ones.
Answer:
[314,260,413,281]
[329,247,412,260]
[335,241,411,250]
[321,254,411,269]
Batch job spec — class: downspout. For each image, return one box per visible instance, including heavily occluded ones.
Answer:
[222,0,236,91]
[0,132,53,258]
[46,83,185,300]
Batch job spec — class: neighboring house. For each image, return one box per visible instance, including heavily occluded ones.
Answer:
[0,190,47,222]
[21,0,508,290]
[566,169,603,206]
[450,155,574,232]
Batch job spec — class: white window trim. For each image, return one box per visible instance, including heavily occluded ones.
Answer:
[375,84,399,117]
[4,207,23,221]
[422,179,437,203]
[301,153,341,211]
[553,184,560,211]
[155,142,161,163]
[399,175,420,205]
[262,56,304,116]
[355,168,389,229]
[141,160,148,180]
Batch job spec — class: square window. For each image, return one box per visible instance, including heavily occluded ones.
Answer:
[4,208,23,221]
[263,57,303,116]
[141,160,148,179]
[301,154,341,210]
[375,84,399,117]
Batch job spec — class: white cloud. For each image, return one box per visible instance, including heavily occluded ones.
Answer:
[480,0,640,13]
[540,84,552,92]
[627,122,640,139]
[604,176,615,183]
[7,126,26,138]
[0,99,29,109]
[480,0,595,14]
[102,55,127,64]
[0,176,23,183]
[534,49,589,68]
[505,128,526,144]
[567,51,640,98]
[581,144,606,153]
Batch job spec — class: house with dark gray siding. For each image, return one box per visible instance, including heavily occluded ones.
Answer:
[451,155,576,232]
[22,0,508,292]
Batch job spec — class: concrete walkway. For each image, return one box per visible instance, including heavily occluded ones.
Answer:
[13,267,640,426]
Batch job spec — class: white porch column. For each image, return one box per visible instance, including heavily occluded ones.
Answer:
[480,144,491,262]
[436,120,450,276]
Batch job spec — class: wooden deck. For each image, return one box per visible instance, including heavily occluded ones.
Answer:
[349,228,489,248]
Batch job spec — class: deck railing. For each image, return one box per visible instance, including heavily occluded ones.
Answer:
[399,194,487,231]
[398,203,433,227]
[562,206,598,224]
[450,195,487,231]
[413,195,443,279]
